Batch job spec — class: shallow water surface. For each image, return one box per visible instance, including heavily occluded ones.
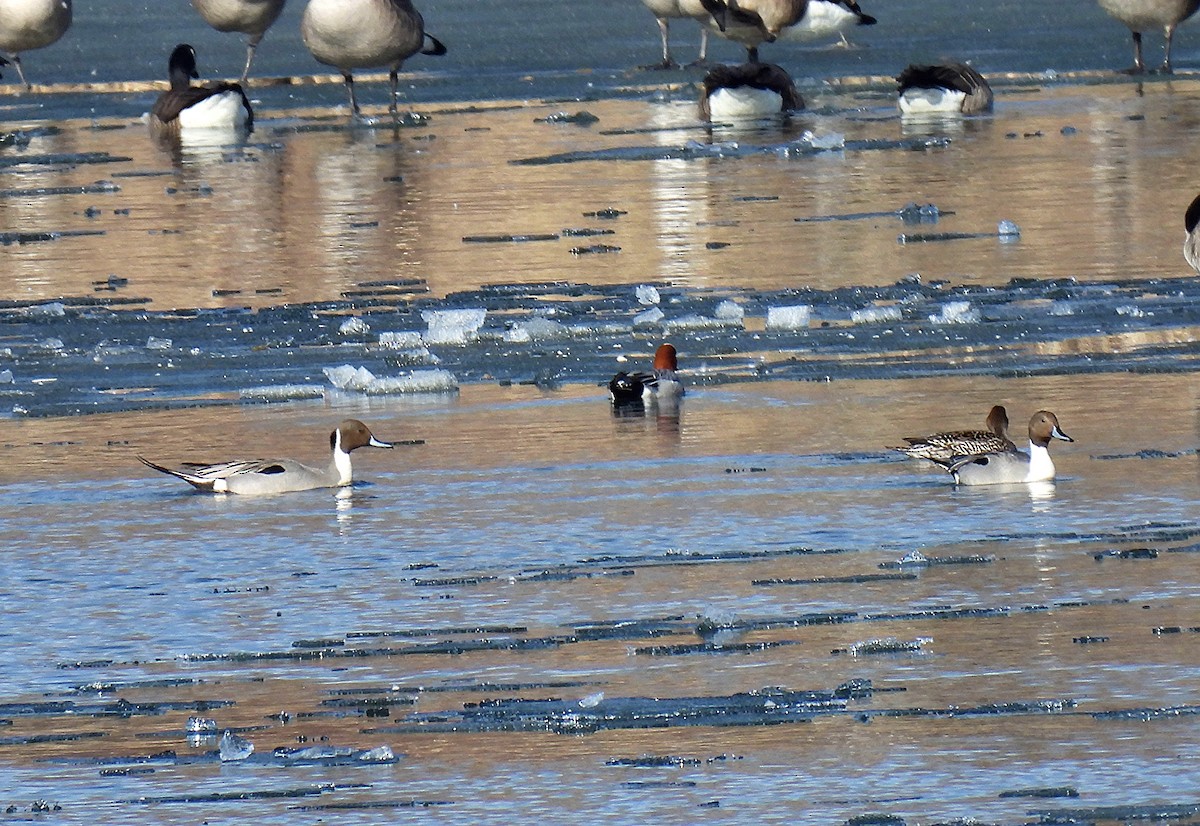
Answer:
[1,6,1199,823]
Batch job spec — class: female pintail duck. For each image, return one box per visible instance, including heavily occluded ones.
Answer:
[700,61,803,121]
[300,0,447,118]
[1096,0,1200,73]
[688,0,875,63]
[609,343,685,406]
[138,419,393,494]
[0,0,71,89]
[1184,191,1200,273]
[149,44,253,134]
[934,410,1073,486]
[641,0,711,68]
[890,405,1014,463]
[190,0,288,82]
[896,63,993,115]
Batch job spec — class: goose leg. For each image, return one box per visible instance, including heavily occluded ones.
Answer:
[240,34,264,83]
[342,70,360,117]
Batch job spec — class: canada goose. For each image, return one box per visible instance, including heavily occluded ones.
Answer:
[300,0,447,117]
[687,0,875,62]
[1184,191,1200,273]
[700,61,803,120]
[190,0,288,82]
[0,0,71,89]
[640,0,710,68]
[149,43,253,134]
[896,63,993,115]
[1096,0,1200,73]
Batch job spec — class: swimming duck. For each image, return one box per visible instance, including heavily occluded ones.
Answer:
[609,343,685,406]
[890,405,1014,463]
[934,410,1074,486]
[700,61,803,120]
[149,44,253,134]
[896,63,993,115]
[0,0,71,89]
[641,0,711,68]
[190,0,288,82]
[138,419,393,494]
[1096,0,1200,73]
[300,0,447,117]
[1184,191,1200,273]
[688,0,875,63]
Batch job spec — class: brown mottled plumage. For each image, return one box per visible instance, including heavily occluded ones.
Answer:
[890,405,1015,463]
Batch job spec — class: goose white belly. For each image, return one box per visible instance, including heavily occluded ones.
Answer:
[0,0,70,51]
[177,90,251,129]
[779,0,858,40]
[707,86,784,120]
[898,87,967,114]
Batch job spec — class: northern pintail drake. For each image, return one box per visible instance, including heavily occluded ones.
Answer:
[641,0,711,68]
[896,63,993,115]
[0,0,71,89]
[139,419,393,494]
[1096,0,1200,73]
[609,343,685,406]
[890,405,1014,463]
[700,61,803,121]
[1184,191,1200,273]
[932,410,1074,486]
[149,44,253,134]
[190,0,288,82]
[689,0,876,62]
[300,0,447,118]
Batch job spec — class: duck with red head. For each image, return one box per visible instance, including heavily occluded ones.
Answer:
[609,344,685,407]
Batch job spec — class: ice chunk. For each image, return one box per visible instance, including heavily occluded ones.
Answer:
[239,384,326,401]
[186,716,217,733]
[339,317,370,335]
[997,219,1020,240]
[850,305,903,324]
[633,306,665,326]
[579,691,604,708]
[145,336,172,351]
[636,284,661,305]
[377,331,424,349]
[1048,301,1075,317]
[358,745,397,762]
[324,365,459,394]
[1116,305,1146,318]
[422,309,486,344]
[929,301,979,324]
[219,730,254,762]
[714,300,745,321]
[504,317,568,342]
[765,305,812,330]
[25,302,66,317]
[799,130,845,151]
[0,370,12,385]
[665,314,735,332]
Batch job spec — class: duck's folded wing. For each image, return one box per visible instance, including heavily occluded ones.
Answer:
[180,459,287,479]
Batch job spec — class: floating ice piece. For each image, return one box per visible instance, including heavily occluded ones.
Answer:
[186,716,217,734]
[847,636,930,657]
[24,301,66,316]
[850,305,903,324]
[274,745,354,762]
[219,730,254,762]
[504,317,568,342]
[339,317,370,335]
[358,745,397,762]
[898,203,942,224]
[422,309,486,345]
[798,130,845,151]
[1116,305,1146,318]
[579,691,605,708]
[636,284,661,306]
[765,305,812,330]
[37,338,65,351]
[145,336,172,351]
[998,219,1021,243]
[323,365,459,394]
[665,313,734,332]
[0,370,12,385]
[633,306,665,326]
[377,331,424,349]
[928,301,979,324]
[1048,301,1075,317]
[714,300,745,321]
[238,384,325,401]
